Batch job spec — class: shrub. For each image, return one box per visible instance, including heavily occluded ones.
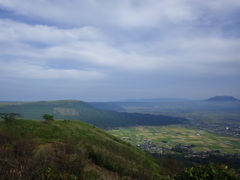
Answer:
[83,168,101,180]
[173,162,239,180]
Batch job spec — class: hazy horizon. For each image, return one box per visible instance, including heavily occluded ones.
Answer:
[1,1,240,102]
[1,95,240,103]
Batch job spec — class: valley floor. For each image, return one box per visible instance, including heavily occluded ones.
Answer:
[109,125,240,157]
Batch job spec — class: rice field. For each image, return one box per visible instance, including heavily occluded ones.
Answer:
[109,125,240,154]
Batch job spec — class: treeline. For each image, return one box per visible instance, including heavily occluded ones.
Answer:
[84,111,188,129]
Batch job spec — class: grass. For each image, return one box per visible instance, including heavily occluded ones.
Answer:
[109,125,240,154]
[0,119,164,179]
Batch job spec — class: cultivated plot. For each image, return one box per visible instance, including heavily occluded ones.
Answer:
[109,125,240,154]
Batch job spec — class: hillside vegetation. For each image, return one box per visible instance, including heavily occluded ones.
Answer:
[0,119,164,180]
[0,100,187,129]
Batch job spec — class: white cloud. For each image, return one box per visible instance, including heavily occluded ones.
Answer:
[0,19,163,72]
[0,19,103,44]
[1,0,239,28]
[1,0,193,29]
[0,60,105,80]
[0,0,239,100]
[1,18,239,78]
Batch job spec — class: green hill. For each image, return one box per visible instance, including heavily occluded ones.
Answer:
[0,119,164,179]
[89,102,125,111]
[0,100,187,129]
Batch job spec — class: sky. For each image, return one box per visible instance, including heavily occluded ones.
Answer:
[0,0,240,101]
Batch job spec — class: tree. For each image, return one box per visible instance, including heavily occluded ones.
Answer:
[0,113,21,123]
[42,114,54,122]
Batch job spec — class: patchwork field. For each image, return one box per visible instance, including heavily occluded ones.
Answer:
[109,125,240,154]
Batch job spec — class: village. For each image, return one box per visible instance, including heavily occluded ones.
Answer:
[192,122,240,138]
[121,137,240,159]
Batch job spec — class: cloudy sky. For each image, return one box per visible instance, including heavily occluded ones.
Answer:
[0,0,240,101]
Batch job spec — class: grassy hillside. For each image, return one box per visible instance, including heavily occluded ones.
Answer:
[0,100,188,129]
[0,119,164,180]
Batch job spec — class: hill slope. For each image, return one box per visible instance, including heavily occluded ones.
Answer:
[0,100,188,129]
[89,102,125,111]
[0,119,164,179]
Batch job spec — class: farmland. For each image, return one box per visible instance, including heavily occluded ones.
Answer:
[109,125,240,154]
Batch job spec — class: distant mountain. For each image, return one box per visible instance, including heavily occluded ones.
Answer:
[0,100,188,129]
[206,96,239,101]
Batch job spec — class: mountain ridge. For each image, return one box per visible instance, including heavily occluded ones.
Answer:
[0,100,188,129]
